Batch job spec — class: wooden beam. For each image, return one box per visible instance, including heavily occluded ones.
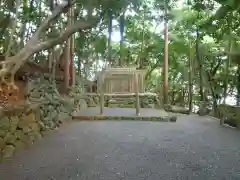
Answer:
[104,76,132,80]
[103,71,135,76]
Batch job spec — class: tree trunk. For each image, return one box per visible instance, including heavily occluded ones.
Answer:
[237,64,240,106]
[108,10,113,64]
[139,8,145,69]
[223,16,232,104]
[77,55,81,76]
[163,0,169,105]
[188,42,193,113]
[48,51,52,73]
[52,48,57,80]
[197,54,219,116]
[64,9,72,93]
[119,12,125,66]
[181,88,185,106]
[48,1,54,75]
[196,23,204,102]
[70,6,75,86]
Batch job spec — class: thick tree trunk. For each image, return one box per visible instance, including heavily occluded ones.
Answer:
[63,8,72,93]
[70,6,75,86]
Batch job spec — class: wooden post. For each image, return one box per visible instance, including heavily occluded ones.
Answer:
[138,73,141,92]
[109,79,111,93]
[100,73,104,115]
[128,79,131,92]
[131,78,133,93]
[129,79,131,93]
[134,73,140,116]
[106,79,108,93]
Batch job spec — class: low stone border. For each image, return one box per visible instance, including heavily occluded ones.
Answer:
[72,115,177,122]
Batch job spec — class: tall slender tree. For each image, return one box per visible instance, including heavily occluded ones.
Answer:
[108,9,113,65]
[188,41,193,113]
[163,0,169,105]
[119,12,125,66]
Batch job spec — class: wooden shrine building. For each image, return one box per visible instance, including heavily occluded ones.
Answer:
[97,67,147,116]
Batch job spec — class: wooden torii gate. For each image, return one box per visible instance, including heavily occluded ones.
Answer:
[98,67,147,116]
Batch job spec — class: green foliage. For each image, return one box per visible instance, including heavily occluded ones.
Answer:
[1,0,240,108]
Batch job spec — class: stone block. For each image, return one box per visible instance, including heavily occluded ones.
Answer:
[15,130,30,144]
[4,132,16,145]
[2,145,15,159]
[14,140,25,151]
[9,116,19,133]
[0,129,7,138]
[169,116,177,122]
[0,137,5,150]
[18,112,36,129]
[0,117,10,130]
[29,122,40,132]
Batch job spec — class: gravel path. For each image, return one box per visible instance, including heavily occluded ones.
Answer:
[73,107,169,117]
[1,115,240,180]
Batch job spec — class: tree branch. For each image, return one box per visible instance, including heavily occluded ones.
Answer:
[145,61,160,80]
[5,0,21,58]
[0,4,107,82]
[210,59,223,76]
[34,17,102,52]
[33,1,72,39]
[0,1,74,66]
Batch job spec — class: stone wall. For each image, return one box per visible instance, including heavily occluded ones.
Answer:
[0,104,42,161]
[0,75,88,162]
[26,76,77,131]
[217,104,240,128]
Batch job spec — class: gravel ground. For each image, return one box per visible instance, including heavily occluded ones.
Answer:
[73,107,169,117]
[1,115,240,180]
